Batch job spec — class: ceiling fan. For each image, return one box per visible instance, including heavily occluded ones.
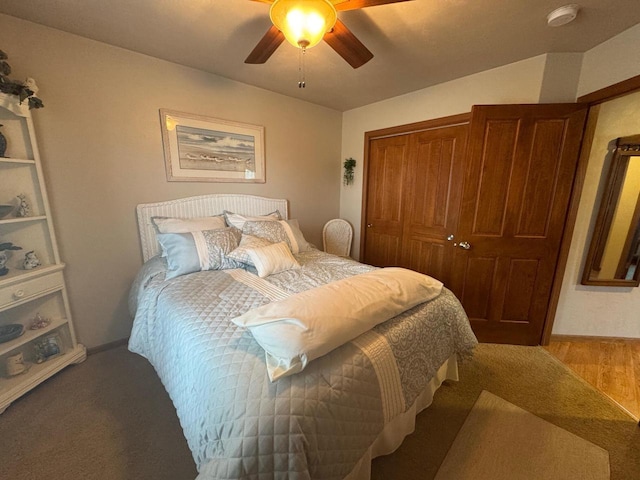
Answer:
[245,0,414,69]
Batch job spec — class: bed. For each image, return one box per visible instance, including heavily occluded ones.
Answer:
[128,194,477,480]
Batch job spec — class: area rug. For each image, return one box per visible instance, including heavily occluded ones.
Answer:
[371,344,639,480]
[434,390,610,480]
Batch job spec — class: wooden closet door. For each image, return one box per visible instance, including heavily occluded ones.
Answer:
[401,124,468,285]
[362,134,410,267]
[449,104,588,345]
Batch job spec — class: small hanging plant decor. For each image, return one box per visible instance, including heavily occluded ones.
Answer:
[343,157,356,186]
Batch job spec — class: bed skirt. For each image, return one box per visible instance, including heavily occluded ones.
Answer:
[344,354,459,480]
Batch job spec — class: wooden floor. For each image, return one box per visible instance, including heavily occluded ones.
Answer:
[546,337,640,420]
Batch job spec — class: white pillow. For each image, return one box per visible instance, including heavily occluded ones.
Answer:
[286,219,312,252]
[227,235,273,265]
[223,210,281,230]
[152,215,226,234]
[233,268,444,381]
[246,242,301,278]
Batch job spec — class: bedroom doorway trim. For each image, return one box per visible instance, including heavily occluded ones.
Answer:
[541,73,640,344]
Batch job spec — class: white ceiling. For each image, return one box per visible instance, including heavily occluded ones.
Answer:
[1,0,639,111]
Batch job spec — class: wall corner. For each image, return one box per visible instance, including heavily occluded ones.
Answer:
[539,52,583,103]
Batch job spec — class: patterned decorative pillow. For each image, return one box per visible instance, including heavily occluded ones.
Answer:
[242,220,300,254]
[227,235,273,265]
[151,215,226,233]
[223,210,281,230]
[158,227,242,279]
[246,242,301,278]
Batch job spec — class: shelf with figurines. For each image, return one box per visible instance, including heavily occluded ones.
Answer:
[0,236,59,291]
[0,264,63,287]
[0,194,56,281]
[0,312,68,358]
[0,115,33,161]
[0,51,86,413]
[0,294,73,383]
[1,327,71,391]
[0,240,46,273]
[0,193,44,224]
[0,108,34,160]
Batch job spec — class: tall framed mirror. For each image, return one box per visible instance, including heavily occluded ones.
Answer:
[582,135,640,286]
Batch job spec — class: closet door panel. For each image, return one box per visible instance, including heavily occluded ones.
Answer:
[456,255,496,319]
[469,120,519,236]
[516,120,567,237]
[451,104,588,345]
[405,239,446,280]
[363,135,410,266]
[401,124,468,285]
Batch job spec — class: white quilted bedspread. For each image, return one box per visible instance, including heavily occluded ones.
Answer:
[129,251,477,479]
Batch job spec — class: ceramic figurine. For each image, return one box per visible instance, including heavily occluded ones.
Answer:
[6,352,27,376]
[24,78,39,95]
[23,250,41,270]
[0,241,22,276]
[16,193,30,217]
[34,334,62,363]
[30,313,51,330]
[0,124,6,157]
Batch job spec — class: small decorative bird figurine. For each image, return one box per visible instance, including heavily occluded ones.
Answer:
[24,78,39,95]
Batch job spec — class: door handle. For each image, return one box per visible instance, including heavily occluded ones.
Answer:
[455,241,471,250]
[367,224,373,228]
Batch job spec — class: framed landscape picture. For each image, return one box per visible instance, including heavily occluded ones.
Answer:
[160,109,265,183]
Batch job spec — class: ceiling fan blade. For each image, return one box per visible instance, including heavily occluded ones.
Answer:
[245,25,285,64]
[335,0,413,11]
[324,19,373,68]
[249,0,274,4]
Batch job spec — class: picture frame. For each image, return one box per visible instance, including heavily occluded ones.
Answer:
[160,109,265,183]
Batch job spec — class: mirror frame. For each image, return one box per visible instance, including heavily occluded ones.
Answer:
[582,134,640,286]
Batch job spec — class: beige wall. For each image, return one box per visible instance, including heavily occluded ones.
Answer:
[578,23,640,98]
[539,53,582,103]
[553,90,640,338]
[0,14,342,348]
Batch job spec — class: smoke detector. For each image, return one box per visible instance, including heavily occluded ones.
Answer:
[547,4,580,27]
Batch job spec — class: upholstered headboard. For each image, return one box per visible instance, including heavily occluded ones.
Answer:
[136,194,289,261]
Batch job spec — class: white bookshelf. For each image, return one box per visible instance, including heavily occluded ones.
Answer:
[0,92,86,414]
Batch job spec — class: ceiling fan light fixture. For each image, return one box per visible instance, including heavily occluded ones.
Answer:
[270,0,337,49]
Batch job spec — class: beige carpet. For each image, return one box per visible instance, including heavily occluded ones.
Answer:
[435,390,610,480]
[0,344,638,480]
